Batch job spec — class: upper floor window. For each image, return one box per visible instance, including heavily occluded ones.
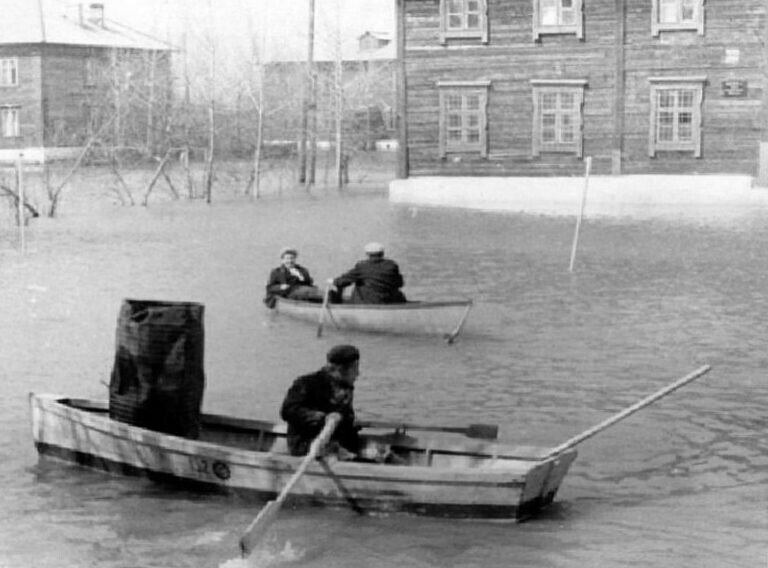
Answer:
[440,0,488,44]
[0,58,18,87]
[1,105,20,137]
[437,81,490,157]
[531,79,586,157]
[648,77,705,157]
[533,0,583,40]
[652,0,704,36]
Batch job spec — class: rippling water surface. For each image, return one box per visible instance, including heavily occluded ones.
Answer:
[0,191,766,567]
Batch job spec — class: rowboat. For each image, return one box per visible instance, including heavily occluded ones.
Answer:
[30,393,576,520]
[273,297,473,337]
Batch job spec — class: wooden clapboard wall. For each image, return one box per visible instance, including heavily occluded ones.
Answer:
[401,0,766,177]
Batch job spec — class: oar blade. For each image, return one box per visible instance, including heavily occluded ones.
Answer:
[239,500,279,557]
[466,423,499,440]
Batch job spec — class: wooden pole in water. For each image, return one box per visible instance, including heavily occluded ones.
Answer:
[16,152,25,255]
[568,156,592,272]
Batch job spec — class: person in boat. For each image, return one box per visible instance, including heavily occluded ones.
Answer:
[328,242,407,304]
[264,247,323,308]
[280,344,364,460]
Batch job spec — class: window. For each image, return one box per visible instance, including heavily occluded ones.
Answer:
[438,81,490,157]
[651,0,704,36]
[649,77,705,157]
[533,0,583,40]
[0,58,18,87]
[1,106,20,137]
[440,0,488,44]
[531,80,586,157]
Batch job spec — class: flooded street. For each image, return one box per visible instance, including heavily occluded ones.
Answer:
[0,191,766,567]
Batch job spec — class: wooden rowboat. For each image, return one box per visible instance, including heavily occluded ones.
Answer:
[273,297,473,337]
[30,393,576,520]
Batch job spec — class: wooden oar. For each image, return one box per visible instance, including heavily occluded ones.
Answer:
[357,419,498,440]
[239,412,341,557]
[541,364,712,460]
[444,301,473,344]
[316,285,332,338]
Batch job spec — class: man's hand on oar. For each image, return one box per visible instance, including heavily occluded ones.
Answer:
[239,413,341,557]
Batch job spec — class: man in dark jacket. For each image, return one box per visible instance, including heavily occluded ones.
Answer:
[330,242,407,304]
[280,345,363,458]
[264,247,323,308]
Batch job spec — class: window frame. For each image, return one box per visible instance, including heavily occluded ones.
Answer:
[530,79,587,157]
[651,0,704,36]
[533,0,584,41]
[648,76,706,157]
[0,58,19,87]
[437,80,491,157]
[0,105,20,138]
[439,0,489,44]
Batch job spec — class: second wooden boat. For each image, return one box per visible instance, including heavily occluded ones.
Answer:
[273,297,473,337]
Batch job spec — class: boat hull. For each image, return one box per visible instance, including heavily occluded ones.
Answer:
[274,298,473,336]
[30,393,576,519]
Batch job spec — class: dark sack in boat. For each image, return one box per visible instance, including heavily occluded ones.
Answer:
[108,299,205,439]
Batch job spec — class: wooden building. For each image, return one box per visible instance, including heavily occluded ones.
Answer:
[395,0,768,181]
[0,2,171,162]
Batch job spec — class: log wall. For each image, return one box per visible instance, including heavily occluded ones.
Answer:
[403,0,766,177]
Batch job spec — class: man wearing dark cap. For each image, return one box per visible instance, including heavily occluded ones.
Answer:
[280,345,363,458]
[329,242,407,304]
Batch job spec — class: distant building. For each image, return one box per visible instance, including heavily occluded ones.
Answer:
[0,1,172,162]
[396,0,768,181]
[263,30,397,151]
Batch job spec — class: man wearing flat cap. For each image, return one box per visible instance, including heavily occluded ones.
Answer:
[280,345,363,458]
[329,242,407,304]
[264,247,323,308]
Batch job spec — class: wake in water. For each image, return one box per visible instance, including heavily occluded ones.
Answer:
[220,540,304,568]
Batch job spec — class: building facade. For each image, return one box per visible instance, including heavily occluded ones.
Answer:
[397,0,768,180]
[0,2,171,162]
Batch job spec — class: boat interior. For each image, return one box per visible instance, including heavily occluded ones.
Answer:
[60,397,552,468]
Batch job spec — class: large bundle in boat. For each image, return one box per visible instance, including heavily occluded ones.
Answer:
[108,299,205,439]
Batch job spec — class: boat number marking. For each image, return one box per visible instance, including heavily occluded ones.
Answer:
[191,457,231,480]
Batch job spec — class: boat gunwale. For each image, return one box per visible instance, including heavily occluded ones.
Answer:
[31,394,571,470]
[276,297,473,312]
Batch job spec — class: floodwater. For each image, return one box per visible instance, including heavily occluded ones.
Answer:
[0,188,766,567]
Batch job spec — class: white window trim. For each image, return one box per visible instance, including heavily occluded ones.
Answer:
[651,0,704,36]
[533,0,584,41]
[0,105,20,138]
[0,57,19,87]
[439,0,489,44]
[531,79,587,157]
[648,76,706,157]
[437,80,491,157]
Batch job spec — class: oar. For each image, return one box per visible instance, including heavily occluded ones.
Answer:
[239,412,341,557]
[444,301,473,344]
[357,419,498,440]
[541,364,712,460]
[316,285,332,338]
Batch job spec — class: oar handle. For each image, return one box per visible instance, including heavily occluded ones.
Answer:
[543,364,711,460]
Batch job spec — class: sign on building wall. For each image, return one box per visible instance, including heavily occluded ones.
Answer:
[721,80,747,98]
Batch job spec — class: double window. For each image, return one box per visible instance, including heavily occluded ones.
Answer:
[0,58,18,87]
[652,0,704,35]
[648,77,705,157]
[531,80,586,157]
[1,105,20,137]
[533,0,584,40]
[439,0,488,44]
[438,81,490,157]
